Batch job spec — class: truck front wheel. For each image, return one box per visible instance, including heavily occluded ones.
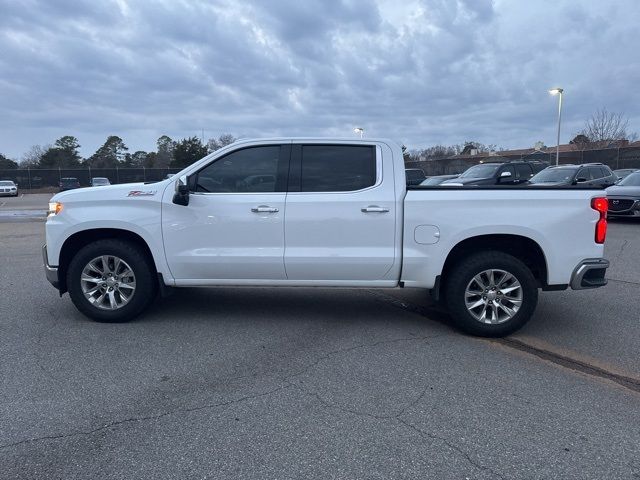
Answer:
[444,251,538,337]
[67,239,157,322]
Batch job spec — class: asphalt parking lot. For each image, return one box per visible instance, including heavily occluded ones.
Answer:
[1,195,639,479]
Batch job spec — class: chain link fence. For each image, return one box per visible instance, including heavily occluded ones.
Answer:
[0,167,183,192]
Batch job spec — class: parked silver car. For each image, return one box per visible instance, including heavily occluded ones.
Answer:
[606,172,640,217]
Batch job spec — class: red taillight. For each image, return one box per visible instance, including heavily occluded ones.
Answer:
[592,197,608,213]
[591,197,608,244]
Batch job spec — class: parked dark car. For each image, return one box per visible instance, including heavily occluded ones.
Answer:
[59,177,81,191]
[441,160,548,186]
[613,169,639,182]
[606,171,640,217]
[405,169,426,186]
[528,163,617,188]
[420,174,460,186]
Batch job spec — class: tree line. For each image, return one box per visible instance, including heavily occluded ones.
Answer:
[0,134,237,170]
[1,109,635,170]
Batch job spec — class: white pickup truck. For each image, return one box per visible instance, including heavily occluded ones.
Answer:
[43,138,610,336]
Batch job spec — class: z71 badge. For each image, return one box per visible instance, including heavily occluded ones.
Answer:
[127,190,156,197]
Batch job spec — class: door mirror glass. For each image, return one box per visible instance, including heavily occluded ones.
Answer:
[173,175,190,206]
[500,171,512,178]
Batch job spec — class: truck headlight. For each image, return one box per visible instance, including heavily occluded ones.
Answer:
[48,202,63,216]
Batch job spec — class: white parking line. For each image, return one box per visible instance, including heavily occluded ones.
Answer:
[0,201,5,207]
[20,194,24,198]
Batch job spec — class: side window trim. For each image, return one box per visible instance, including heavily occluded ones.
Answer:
[289,144,382,194]
[189,144,290,194]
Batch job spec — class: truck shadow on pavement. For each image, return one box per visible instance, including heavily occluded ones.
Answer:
[139,286,455,334]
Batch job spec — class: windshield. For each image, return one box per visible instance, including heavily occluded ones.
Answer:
[93,178,109,184]
[619,172,640,186]
[459,165,499,178]
[0,181,14,186]
[421,177,447,185]
[529,168,575,183]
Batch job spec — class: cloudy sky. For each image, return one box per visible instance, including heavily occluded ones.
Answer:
[1,0,639,159]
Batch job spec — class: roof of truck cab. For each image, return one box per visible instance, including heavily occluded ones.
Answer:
[233,137,400,145]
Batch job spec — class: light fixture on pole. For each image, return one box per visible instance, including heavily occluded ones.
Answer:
[354,127,364,139]
[549,87,563,166]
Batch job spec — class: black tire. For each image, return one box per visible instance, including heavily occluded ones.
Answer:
[67,239,157,322]
[444,250,538,337]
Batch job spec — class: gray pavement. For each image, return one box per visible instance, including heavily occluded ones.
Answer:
[1,202,640,479]
[0,193,51,221]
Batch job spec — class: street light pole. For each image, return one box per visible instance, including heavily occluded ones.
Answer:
[549,88,564,165]
[354,127,364,139]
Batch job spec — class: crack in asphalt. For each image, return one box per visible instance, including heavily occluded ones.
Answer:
[283,333,448,382]
[606,277,640,287]
[292,383,507,478]
[0,384,292,451]
[614,239,630,264]
[0,334,445,452]
[289,381,430,421]
[397,419,507,480]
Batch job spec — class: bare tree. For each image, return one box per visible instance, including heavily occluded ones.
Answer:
[579,108,634,148]
[207,133,237,152]
[20,144,49,167]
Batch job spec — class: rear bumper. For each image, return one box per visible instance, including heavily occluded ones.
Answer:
[570,258,609,290]
[42,244,60,290]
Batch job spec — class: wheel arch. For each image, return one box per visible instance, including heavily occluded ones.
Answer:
[440,234,549,290]
[58,228,157,294]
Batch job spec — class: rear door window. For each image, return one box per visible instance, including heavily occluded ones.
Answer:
[576,168,590,181]
[514,164,533,180]
[588,166,604,180]
[299,145,376,192]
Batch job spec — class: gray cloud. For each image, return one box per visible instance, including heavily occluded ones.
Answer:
[0,0,638,158]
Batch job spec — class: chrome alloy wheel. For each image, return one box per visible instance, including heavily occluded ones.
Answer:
[80,255,137,310]
[464,269,523,324]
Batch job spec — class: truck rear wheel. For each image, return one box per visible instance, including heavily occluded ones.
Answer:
[444,251,538,337]
[67,239,157,322]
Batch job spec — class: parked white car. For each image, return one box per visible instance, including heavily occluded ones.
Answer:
[43,138,610,336]
[90,177,111,187]
[0,180,18,196]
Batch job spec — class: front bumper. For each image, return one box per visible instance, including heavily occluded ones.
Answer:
[607,198,640,216]
[42,244,60,290]
[570,258,609,290]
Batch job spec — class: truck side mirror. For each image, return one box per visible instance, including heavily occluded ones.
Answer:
[500,171,512,178]
[576,177,588,183]
[173,175,190,206]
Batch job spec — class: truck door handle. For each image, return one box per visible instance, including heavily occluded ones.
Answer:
[251,205,279,213]
[361,206,389,213]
